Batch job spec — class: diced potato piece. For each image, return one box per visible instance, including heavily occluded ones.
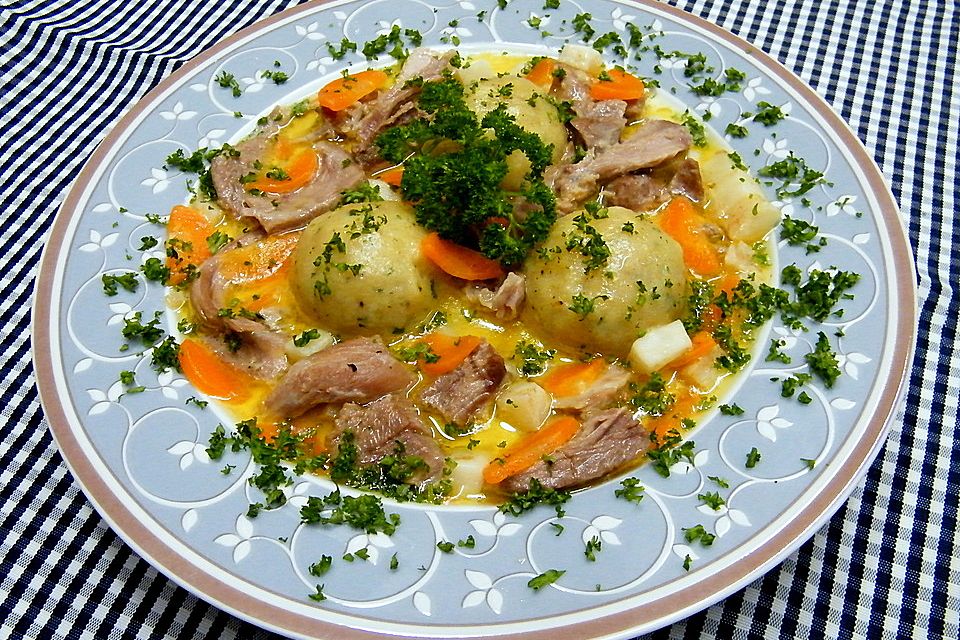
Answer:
[448,451,487,497]
[496,381,552,432]
[629,320,693,373]
[681,345,726,389]
[558,44,603,75]
[285,328,335,360]
[724,240,757,274]
[701,153,780,242]
[368,178,399,201]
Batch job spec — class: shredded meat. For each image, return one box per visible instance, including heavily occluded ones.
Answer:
[667,158,704,202]
[464,272,526,320]
[501,408,648,492]
[188,231,288,379]
[345,48,454,151]
[329,394,444,483]
[421,341,506,425]
[553,120,692,213]
[557,65,628,150]
[264,336,414,418]
[210,109,364,233]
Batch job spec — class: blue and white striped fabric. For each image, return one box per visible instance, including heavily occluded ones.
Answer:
[2,0,957,638]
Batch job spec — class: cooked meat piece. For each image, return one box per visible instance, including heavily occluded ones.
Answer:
[605,174,670,212]
[210,114,365,233]
[571,99,628,150]
[329,394,444,483]
[421,341,506,425]
[554,365,631,411]
[464,272,526,321]
[202,324,288,380]
[553,120,692,213]
[623,97,647,123]
[264,336,414,418]
[587,120,693,180]
[557,65,627,151]
[500,408,648,492]
[668,158,704,202]
[349,48,454,150]
[188,231,288,379]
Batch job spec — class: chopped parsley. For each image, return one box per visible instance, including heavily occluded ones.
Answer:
[614,477,645,504]
[719,403,744,416]
[759,153,827,198]
[101,272,139,296]
[751,101,786,125]
[805,331,841,388]
[725,122,749,138]
[437,540,455,553]
[499,478,571,517]
[745,446,762,468]
[528,569,565,590]
[215,71,242,97]
[584,535,602,561]
[681,111,708,147]
[683,524,716,546]
[513,340,556,376]
[698,491,726,510]
[309,555,333,576]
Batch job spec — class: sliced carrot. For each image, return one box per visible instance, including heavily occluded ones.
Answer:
[377,166,404,186]
[525,57,557,88]
[483,415,581,484]
[657,196,723,277]
[318,69,390,111]
[716,273,741,296]
[420,232,505,281]
[539,359,605,397]
[590,68,646,101]
[166,205,213,285]
[246,143,319,194]
[178,338,255,402]
[419,333,483,376]
[667,331,718,370]
[218,232,300,284]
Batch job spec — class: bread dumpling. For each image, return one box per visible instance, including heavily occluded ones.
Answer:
[523,206,687,355]
[292,201,438,335]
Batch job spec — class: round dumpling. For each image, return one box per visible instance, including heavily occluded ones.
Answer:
[292,201,438,335]
[523,206,687,355]
[465,76,567,190]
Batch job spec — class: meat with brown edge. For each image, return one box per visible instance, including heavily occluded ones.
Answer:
[188,231,289,379]
[556,65,628,150]
[210,112,365,233]
[667,158,705,202]
[421,341,506,425]
[345,48,455,151]
[500,408,648,492]
[265,336,414,418]
[464,272,526,321]
[553,120,692,213]
[329,394,444,483]
[605,158,705,212]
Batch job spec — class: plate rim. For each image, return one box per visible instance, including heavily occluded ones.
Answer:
[31,0,918,637]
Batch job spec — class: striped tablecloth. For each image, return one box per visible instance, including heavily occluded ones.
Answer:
[2,0,956,637]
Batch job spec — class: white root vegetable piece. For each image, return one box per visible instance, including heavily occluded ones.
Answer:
[681,344,726,389]
[558,44,604,75]
[448,450,487,497]
[629,319,693,373]
[455,57,495,85]
[368,178,400,201]
[724,240,758,274]
[495,381,553,432]
[700,153,780,242]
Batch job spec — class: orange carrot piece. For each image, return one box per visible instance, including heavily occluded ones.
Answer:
[318,69,390,111]
[667,331,718,370]
[178,338,254,402]
[419,333,483,376]
[420,232,505,280]
[525,57,557,88]
[539,359,605,397]
[218,232,300,284]
[483,415,581,484]
[377,166,404,186]
[590,68,646,101]
[657,196,723,277]
[166,205,213,285]
[644,395,697,443]
[246,146,319,194]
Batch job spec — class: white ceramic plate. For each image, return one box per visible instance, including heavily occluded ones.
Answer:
[33,0,916,637]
